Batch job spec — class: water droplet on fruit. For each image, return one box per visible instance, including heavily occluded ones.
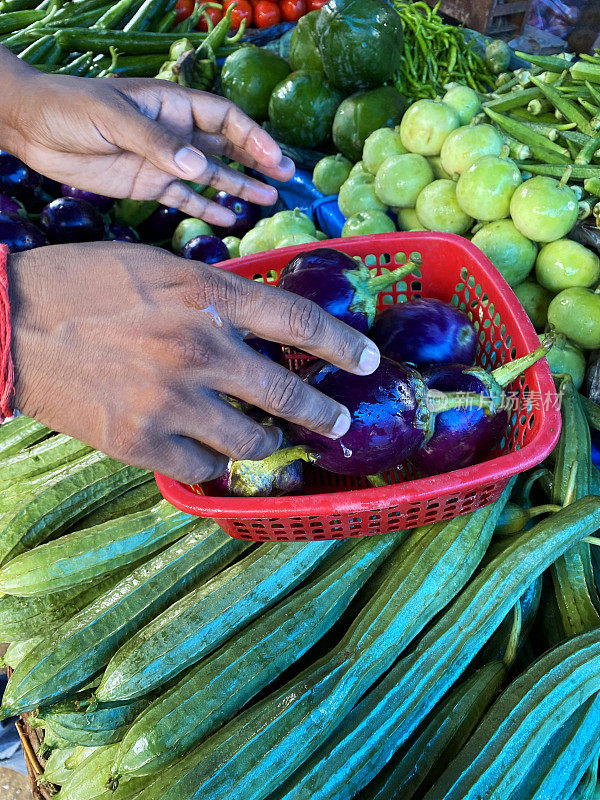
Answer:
[341,444,353,458]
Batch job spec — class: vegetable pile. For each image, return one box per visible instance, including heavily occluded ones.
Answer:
[2,383,600,800]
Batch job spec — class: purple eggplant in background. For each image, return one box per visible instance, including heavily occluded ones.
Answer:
[180,234,229,264]
[213,192,260,237]
[245,335,282,362]
[0,152,40,201]
[0,214,47,252]
[204,444,315,497]
[137,205,185,242]
[0,195,25,217]
[370,298,478,369]
[410,334,555,476]
[40,197,105,244]
[278,250,422,334]
[107,222,140,243]
[280,248,359,280]
[288,356,486,476]
[61,184,114,214]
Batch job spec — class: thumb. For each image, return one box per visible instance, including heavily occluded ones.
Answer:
[109,100,209,183]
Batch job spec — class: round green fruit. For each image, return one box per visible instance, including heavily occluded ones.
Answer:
[332,86,408,162]
[440,124,504,178]
[374,153,433,208]
[342,210,395,236]
[289,10,322,73]
[399,99,461,156]
[513,280,553,331]
[267,209,317,247]
[547,286,600,349]
[540,334,586,389]
[442,85,482,125]
[509,176,578,242]
[172,217,213,253]
[456,154,521,221]
[415,179,473,234]
[397,208,426,230]
[268,71,343,148]
[338,175,387,218]
[275,234,319,248]
[471,219,536,286]
[222,235,241,259]
[221,48,291,122]
[535,238,600,293]
[362,127,407,175]
[239,227,270,256]
[313,155,353,196]
[428,155,452,180]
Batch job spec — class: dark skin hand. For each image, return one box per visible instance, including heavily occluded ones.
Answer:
[0,47,380,483]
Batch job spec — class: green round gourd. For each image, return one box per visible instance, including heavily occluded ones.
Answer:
[512,279,553,331]
[268,71,343,149]
[342,210,396,236]
[313,154,353,196]
[471,219,537,286]
[289,10,323,73]
[332,86,408,162]
[221,48,291,122]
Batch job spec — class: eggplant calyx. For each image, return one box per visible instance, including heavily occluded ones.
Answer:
[421,389,499,442]
[346,254,422,326]
[229,445,317,497]
[490,330,556,389]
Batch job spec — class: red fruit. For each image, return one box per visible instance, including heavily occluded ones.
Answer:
[280,0,306,21]
[175,0,194,24]
[223,0,253,27]
[254,0,281,27]
[196,5,223,30]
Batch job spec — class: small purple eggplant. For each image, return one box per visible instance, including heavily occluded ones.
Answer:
[288,356,486,476]
[107,222,140,243]
[370,298,478,368]
[410,334,555,476]
[0,214,47,252]
[213,192,260,238]
[280,248,359,280]
[245,336,281,362]
[278,250,422,334]
[0,152,40,201]
[40,197,104,244]
[137,205,185,242]
[0,195,25,217]
[180,234,229,264]
[61,185,114,214]
[204,445,314,497]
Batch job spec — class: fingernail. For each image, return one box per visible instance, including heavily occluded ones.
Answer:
[358,343,380,375]
[265,425,284,450]
[328,410,351,439]
[255,184,278,204]
[279,156,295,173]
[174,146,207,176]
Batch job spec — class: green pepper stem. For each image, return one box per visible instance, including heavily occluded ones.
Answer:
[503,603,522,668]
[365,253,422,296]
[491,331,556,389]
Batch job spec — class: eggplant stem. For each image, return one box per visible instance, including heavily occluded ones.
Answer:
[253,445,318,472]
[426,390,497,415]
[367,474,388,487]
[491,330,556,388]
[365,254,422,296]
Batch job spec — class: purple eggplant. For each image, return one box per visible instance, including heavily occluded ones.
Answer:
[245,336,281,362]
[204,445,314,497]
[280,248,359,279]
[107,222,140,243]
[288,356,484,476]
[180,234,229,264]
[137,205,185,242]
[278,250,421,334]
[410,334,555,476]
[0,195,24,217]
[40,197,104,244]
[370,298,478,368]
[0,152,40,201]
[40,175,62,197]
[61,185,114,214]
[28,186,57,215]
[213,192,260,237]
[0,214,47,252]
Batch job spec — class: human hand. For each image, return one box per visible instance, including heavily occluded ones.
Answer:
[0,49,292,227]
[7,242,381,484]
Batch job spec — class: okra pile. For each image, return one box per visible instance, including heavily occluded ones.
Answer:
[0,380,600,799]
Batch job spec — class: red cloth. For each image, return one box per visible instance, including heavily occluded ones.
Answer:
[0,243,14,421]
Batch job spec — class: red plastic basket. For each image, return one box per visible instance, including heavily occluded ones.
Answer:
[156,232,561,541]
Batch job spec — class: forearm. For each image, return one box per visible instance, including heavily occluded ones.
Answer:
[0,44,39,158]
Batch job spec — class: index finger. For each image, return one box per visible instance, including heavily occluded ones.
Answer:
[189,93,288,175]
[229,276,381,376]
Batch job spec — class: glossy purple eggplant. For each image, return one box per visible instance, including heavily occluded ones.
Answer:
[245,336,281,362]
[0,152,40,201]
[370,298,478,368]
[61,185,114,214]
[40,175,62,197]
[137,205,185,242]
[280,248,359,279]
[0,195,24,217]
[180,234,229,264]
[278,250,421,334]
[213,192,260,237]
[40,197,104,244]
[288,356,482,476]
[410,334,555,476]
[0,214,47,252]
[107,222,139,243]
[204,445,313,497]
